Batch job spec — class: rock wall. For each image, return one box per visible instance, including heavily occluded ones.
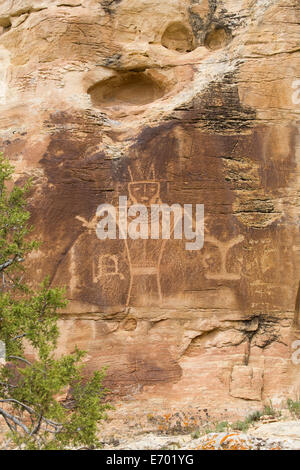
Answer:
[0,0,299,430]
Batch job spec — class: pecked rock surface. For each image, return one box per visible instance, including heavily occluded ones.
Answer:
[0,0,299,430]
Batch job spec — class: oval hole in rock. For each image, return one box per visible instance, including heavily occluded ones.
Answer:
[0,19,12,36]
[204,26,231,51]
[88,72,166,108]
[161,22,194,53]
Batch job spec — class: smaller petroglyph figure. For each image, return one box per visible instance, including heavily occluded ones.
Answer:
[93,254,124,282]
[204,235,245,280]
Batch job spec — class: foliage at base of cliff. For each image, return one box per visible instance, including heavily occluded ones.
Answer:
[0,153,111,450]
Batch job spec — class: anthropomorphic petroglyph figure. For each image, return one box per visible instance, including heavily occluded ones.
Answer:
[77,161,248,306]
[77,163,204,307]
[124,165,165,306]
[204,234,245,280]
[93,254,125,282]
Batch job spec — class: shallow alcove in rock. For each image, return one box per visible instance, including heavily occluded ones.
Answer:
[204,25,232,50]
[88,72,166,108]
[161,22,194,53]
[0,18,12,36]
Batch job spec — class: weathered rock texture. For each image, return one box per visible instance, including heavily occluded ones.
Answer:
[0,0,299,430]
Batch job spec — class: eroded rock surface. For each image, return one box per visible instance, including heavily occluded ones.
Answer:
[0,0,299,430]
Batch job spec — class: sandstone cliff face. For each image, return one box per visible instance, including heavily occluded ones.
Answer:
[0,0,299,431]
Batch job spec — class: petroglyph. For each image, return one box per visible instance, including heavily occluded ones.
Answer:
[204,235,245,280]
[78,164,204,306]
[93,254,125,282]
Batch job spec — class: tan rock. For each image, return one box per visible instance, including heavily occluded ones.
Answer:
[0,0,299,433]
[230,366,264,401]
[250,421,300,447]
